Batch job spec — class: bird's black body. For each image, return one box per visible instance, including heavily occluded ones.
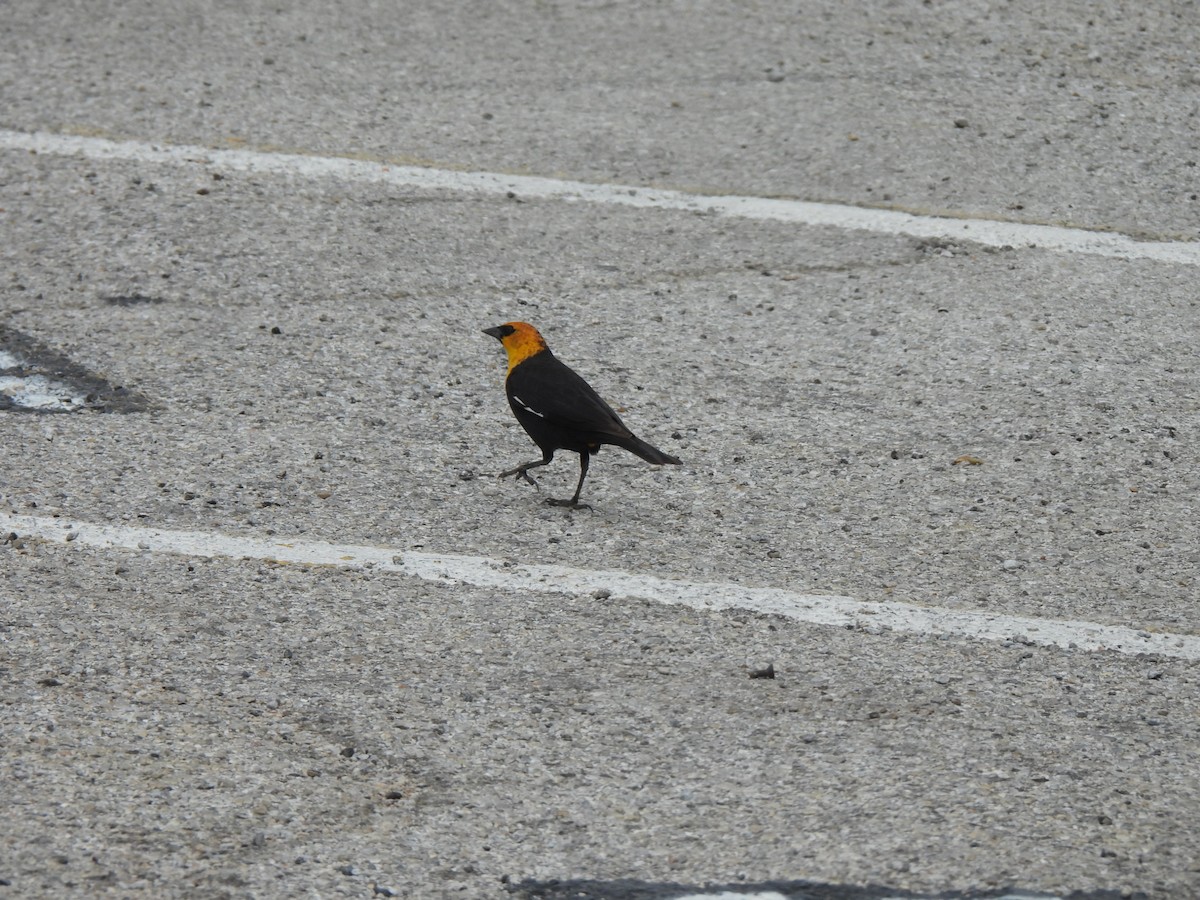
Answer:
[506,351,674,463]
[484,322,680,508]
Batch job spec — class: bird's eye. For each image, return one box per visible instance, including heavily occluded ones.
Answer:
[500,324,516,337]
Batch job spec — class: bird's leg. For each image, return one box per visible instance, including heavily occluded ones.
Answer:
[498,454,551,490]
[546,453,592,510]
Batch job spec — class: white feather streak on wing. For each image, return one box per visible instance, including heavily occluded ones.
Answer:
[511,394,546,418]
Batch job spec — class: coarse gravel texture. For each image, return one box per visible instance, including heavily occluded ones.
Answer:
[2,1,1198,239]
[2,151,1199,636]
[5,4,1200,895]
[4,540,1199,898]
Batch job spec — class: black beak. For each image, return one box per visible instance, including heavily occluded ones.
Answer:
[482,326,504,340]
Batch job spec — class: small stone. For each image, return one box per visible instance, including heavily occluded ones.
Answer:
[592,588,612,600]
[1002,559,1020,571]
[954,118,969,128]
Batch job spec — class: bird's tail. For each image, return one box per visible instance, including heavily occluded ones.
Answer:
[615,434,682,466]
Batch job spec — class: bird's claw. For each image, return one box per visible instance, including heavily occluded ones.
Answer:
[498,467,540,490]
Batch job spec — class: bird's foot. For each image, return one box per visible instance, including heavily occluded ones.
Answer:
[498,467,540,489]
[545,498,592,511]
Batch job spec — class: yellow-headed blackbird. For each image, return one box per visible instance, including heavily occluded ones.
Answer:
[483,321,681,508]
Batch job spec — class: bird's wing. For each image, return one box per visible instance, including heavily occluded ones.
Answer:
[507,354,633,438]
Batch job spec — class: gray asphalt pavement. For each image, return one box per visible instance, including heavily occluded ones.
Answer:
[2,2,1199,898]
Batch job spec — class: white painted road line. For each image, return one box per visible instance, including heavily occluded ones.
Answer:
[3,128,1199,266]
[0,373,88,411]
[4,513,1198,661]
[0,350,90,412]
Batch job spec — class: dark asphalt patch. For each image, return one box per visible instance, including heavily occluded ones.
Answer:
[0,325,150,413]
[504,878,1143,900]
[101,293,167,307]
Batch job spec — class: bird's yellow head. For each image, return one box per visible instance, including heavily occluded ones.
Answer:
[483,321,549,373]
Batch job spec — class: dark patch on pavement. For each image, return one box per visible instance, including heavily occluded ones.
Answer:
[0,325,151,413]
[101,293,166,306]
[505,877,1144,900]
